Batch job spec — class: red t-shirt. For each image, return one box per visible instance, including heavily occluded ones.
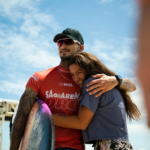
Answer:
[26,65,84,150]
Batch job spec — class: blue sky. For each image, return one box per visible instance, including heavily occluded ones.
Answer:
[0,0,150,150]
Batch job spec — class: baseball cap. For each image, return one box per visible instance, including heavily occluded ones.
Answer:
[53,28,84,45]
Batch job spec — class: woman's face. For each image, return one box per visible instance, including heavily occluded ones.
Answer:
[69,63,86,88]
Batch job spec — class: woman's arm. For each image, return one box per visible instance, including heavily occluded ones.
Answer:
[53,106,94,130]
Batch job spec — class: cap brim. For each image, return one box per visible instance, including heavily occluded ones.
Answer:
[53,34,76,43]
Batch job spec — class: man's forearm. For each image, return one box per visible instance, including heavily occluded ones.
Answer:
[86,74,136,97]
[10,86,37,150]
[10,112,28,150]
[119,78,136,92]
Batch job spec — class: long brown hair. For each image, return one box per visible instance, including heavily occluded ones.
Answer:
[69,52,141,122]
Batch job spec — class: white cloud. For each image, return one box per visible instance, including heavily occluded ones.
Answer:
[0,27,60,69]
[0,0,36,20]
[0,0,61,32]
[23,50,60,69]
[121,3,139,18]
[112,50,134,61]
[128,121,150,135]
[127,116,150,150]
[130,86,145,112]
[98,0,113,4]
[85,37,136,75]
[0,80,26,96]
[0,0,61,71]
[0,0,61,97]
[20,12,60,35]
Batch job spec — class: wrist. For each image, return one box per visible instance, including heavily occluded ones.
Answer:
[115,75,123,88]
[112,76,118,87]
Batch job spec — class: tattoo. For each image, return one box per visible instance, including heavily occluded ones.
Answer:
[122,81,132,88]
[122,82,132,90]
[120,78,136,92]
[112,80,116,85]
[10,86,37,150]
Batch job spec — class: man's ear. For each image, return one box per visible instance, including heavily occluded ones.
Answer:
[79,45,84,52]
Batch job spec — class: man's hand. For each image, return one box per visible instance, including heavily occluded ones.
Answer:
[86,74,118,97]
[86,74,136,97]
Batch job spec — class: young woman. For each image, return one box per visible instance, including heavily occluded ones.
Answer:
[53,52,141,150]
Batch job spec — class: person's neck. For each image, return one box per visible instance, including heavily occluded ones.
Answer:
[59,60,69,69]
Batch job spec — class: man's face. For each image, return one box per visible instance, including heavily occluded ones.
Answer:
[58,38,82,61]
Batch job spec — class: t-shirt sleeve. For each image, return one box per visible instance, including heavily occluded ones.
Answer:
[26,73,42,94]
[79,77,101,113]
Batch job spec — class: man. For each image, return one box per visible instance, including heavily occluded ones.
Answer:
[137,0,150,127]
[10,28,136,150]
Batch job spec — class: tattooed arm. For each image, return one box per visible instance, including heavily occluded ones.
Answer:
[86,74,136,97]
[119,78,136,92]
[10,86,38,150]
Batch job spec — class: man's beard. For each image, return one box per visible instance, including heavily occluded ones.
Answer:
[60,55,72,61]
[60,47,80,61]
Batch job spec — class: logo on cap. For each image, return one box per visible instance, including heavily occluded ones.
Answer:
[63,29,70,34]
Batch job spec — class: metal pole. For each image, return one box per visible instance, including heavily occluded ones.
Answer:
[0,115,4,150]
